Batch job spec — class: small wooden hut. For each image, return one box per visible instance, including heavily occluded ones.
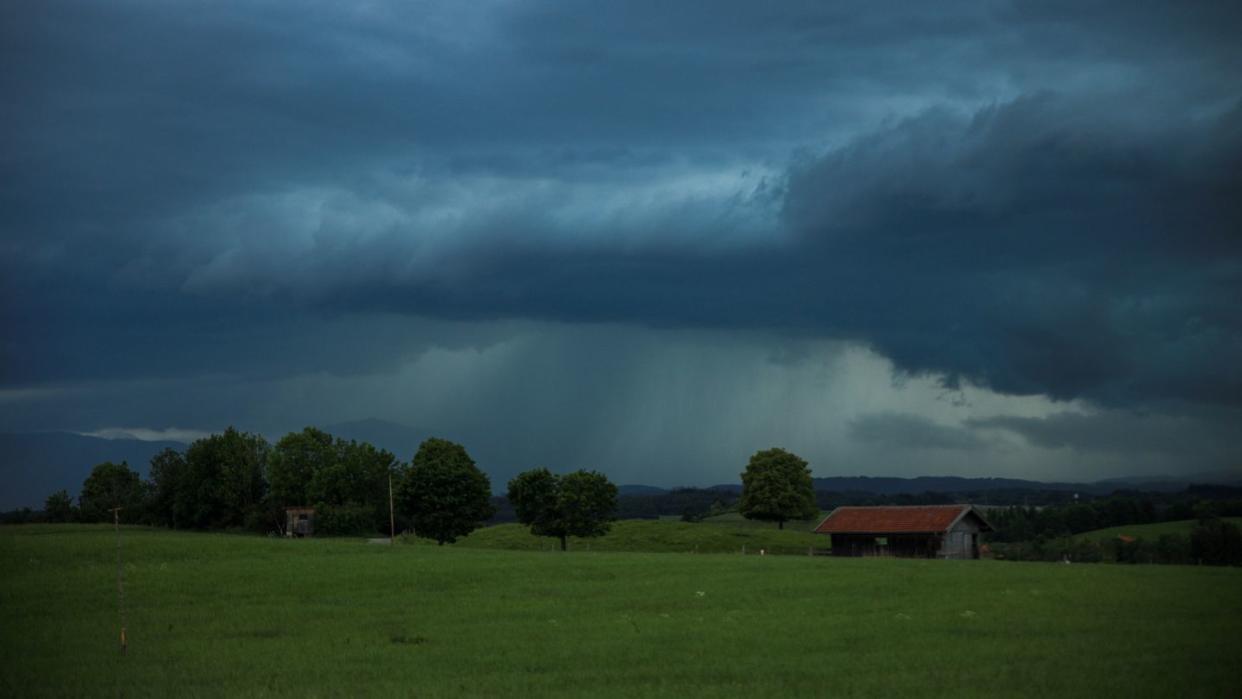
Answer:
[814,505,993,559]
[285,507,315,537]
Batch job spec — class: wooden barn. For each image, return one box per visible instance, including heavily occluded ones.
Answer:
[814,505,993,559]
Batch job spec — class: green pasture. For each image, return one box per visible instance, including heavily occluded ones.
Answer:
[2,524,1240,697]
[1072,517,1242,543]
[438,518,825,555]
[698,511,824,532]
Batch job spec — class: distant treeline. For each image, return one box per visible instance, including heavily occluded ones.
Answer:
[12,427,405,535]
[985,490,1242,542]
[5,427,498,538]
[3,427,621,546]
[987,518,1242,567]
[980,491,1242,567]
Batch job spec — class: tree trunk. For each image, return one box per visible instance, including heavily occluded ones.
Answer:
[559,535,567,551]
[778,520,784,530]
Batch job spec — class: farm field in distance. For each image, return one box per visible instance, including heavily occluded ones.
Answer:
[3,525,1241,697]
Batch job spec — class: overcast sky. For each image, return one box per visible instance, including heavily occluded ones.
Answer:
[2,1,1240,486]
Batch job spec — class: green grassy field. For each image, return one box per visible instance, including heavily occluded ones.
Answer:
[697,512,824,532]
[3,525,1241,697]
[440,518,825,555]
[1072,517,1242,543]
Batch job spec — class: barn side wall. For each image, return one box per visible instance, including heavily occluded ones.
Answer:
[829,533,942,558]
[942,518,983,559]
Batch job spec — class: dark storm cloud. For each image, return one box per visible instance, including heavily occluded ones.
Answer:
[780,94,1242,406]
[2,0,1240,417]
[969,409,1241,463]
[313,93,1241,408]
[849,413,985,451]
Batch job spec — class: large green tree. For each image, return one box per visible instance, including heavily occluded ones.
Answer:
[267,427,336,509]
[44,489,75,523]
[507,468,618,551]
[398,438,493,544]
[739,447,817,529]
[268,427,399,535]
[179,427,269,530]
[78,461,147,523]
[146,448,186,528]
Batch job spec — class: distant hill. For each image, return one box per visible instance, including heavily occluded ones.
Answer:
[617,484,669,496]
[0,432,186,510]
[809,475,1097,495]
[1072,517,1242,543]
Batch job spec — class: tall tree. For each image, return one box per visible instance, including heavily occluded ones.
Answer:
[146,448,186,528]
[268,427,337,509]
[398,438,493,545]
[79,461,146,523]
[507,468,618,551]
[739,447,816,529]
[44,489,75,523]
[179,427,269,530]
[268,428,399,535]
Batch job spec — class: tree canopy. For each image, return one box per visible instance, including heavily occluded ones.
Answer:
[179,427,269,530]
[268,427,398,535]
[507,468,618,550]
[738,447,817,529]
[44,489,75,523]
[78,461,146,523]
[146,448,186,528]
[398,438,494,544]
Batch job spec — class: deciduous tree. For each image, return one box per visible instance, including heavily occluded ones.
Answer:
[44,489,75,522]
[398,438,493,544]
[739,447,816,529]
[507,468,618,550]
[146,448,186,527]
[179,427,269,530]
[79,461,146,523]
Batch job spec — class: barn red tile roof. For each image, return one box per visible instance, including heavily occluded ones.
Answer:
[814,505,989,534]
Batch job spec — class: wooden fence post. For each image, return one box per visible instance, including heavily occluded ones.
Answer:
[112,507,127,655]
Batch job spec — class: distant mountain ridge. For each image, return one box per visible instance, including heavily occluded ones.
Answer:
[0,432,184,511]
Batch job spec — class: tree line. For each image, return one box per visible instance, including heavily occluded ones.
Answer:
[984,495,1242,566]
[986,495,1242,542]
[36,426,620,548]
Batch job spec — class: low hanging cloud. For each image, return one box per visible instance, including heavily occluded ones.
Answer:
[81,427,213,443]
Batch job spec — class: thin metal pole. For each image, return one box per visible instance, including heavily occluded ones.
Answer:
[112,507,127,655]
[388,472,396,544]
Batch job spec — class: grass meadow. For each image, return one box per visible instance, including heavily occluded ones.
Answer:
[1072,517,1242,543]
[440,518,824,555]
[3,524,1241,697]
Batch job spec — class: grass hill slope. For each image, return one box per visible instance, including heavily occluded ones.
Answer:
[440,518,825,555]
[1072,517,1242,543]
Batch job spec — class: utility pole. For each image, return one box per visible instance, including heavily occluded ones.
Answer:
[388,472,396,545]
[111,507,127,655]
